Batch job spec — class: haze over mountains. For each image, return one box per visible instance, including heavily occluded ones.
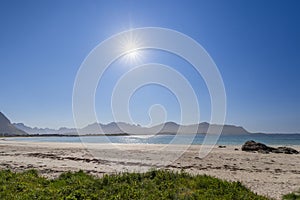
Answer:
[1,112,249,136]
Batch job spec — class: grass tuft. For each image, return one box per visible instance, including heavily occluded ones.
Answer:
[283,189,300,200]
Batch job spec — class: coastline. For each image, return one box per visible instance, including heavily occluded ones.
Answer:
[0,140,299,199]
[3,133,300,148]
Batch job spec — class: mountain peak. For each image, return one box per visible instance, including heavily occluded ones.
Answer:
[0,112,11,124]
[0,112,27,136]
[165,121,179,126]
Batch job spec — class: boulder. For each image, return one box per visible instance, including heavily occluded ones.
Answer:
[242,140,299,154]
[241,140,276,153]
[272,147,299,154]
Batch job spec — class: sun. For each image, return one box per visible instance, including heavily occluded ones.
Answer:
[119,31,143,64]
[122,44,143,64]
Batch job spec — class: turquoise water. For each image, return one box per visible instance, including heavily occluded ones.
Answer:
[6,134,300,145]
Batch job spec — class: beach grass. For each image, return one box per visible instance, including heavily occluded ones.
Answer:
[0,169,270,200]
[282,190,300,200]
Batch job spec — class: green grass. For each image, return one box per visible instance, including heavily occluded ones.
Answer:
[0,169,270,200]
[283,189,300,200]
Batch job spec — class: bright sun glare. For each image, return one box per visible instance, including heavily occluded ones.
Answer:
[125,49,140,62]
[120,32,143,64]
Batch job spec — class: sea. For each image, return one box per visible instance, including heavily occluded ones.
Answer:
[6,134,300,146]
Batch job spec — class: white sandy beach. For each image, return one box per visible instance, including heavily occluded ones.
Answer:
[0,140,299,199]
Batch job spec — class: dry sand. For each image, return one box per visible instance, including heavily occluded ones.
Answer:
[0,139,299,199]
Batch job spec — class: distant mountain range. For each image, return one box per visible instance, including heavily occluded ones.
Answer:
[0,111,249,136]
[13,121,249,136]
[13,123,77,135]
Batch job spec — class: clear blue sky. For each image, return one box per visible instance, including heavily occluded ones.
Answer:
[0,0,299,133]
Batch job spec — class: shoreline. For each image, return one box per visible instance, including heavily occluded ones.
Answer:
[0,134,300,148]
[0,140,299,199]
